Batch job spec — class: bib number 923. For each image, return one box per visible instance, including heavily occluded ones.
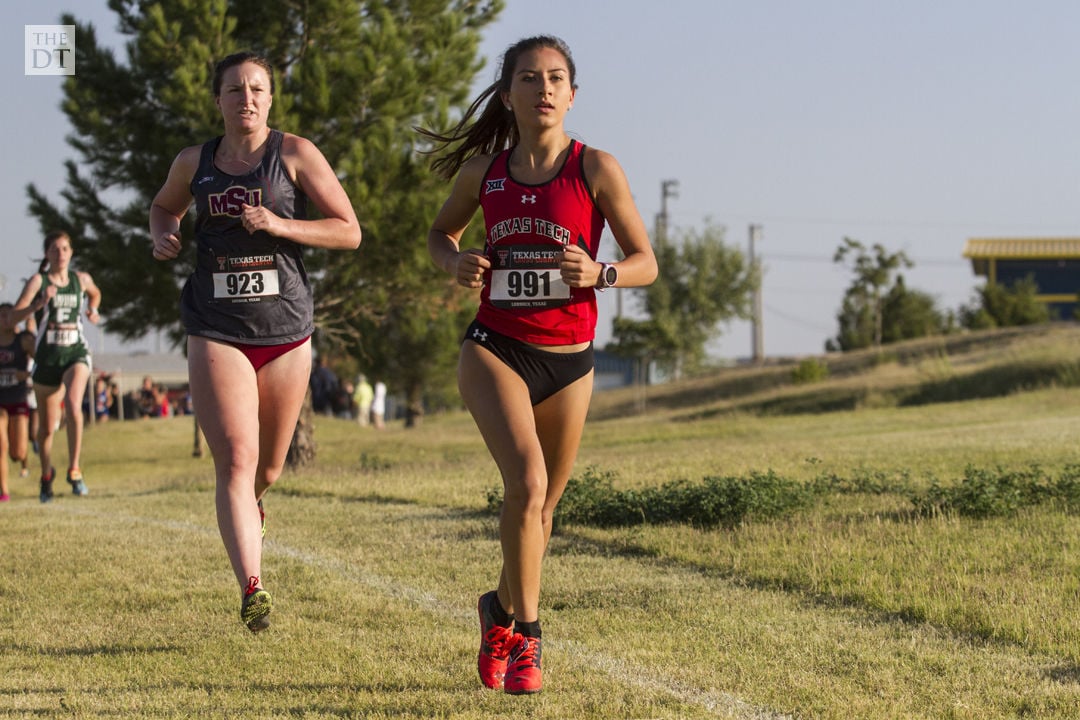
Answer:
[212,269,280,300]
[226,272,265,296]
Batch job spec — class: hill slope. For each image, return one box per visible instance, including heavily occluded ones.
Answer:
[589,322,1080,421]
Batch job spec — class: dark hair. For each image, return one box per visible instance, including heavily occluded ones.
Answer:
[40,230,70,273]
[43,229,69,253]
[213,51,275,96]
[417,36,577,180]
[0,302,12,312]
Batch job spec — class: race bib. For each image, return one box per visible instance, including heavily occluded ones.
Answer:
[489,244,570,309]
[211,254,280,303]
[0,369,17,388]
[46,327,80,346]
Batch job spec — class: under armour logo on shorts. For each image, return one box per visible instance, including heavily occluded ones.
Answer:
[471,328,488,342]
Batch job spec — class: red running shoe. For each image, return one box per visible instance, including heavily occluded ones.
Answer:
[477,591,514,689]
[503,634,542,695]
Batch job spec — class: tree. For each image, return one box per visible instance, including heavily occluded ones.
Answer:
[608,220,755,378]
[28,0,502,439]
[959,275,1050,329]
[879,276,946,344]
[830,237,914,351]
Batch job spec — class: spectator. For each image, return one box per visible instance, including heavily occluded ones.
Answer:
[107,380,121,420]
[309,356,338,416]
[334,380,355,419]
[353,374,373,427]
[372,380,386,430]
[155,384,170,418]
[137,376,158,419]
[93,375,111,422]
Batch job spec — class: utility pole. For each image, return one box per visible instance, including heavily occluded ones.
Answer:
[655,179,679,248]
[749,224,764,364]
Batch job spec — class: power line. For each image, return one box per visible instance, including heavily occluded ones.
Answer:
[763,303,836,335]
[761,252,969,267]
[667,208,1079,233]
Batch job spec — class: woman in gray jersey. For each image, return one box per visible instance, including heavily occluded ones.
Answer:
[149,51,361,633]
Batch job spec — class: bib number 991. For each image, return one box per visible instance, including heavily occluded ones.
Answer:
[507,270,553,298]
[489,267,570,308]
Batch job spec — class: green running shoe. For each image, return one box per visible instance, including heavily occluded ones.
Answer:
[67,468,88,496]
[240,576,272,633]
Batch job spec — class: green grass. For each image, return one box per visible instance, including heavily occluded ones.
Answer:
[5,325,1080,717]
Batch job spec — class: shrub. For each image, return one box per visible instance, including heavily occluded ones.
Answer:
[911,464,1058,518]
[489,466,815,529]
[791,358,830,384]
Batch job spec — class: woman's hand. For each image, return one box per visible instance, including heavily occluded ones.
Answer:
[559,243,602,288]
[240,203,282,236]
[453,248,491,289]
[153,232,182,260]
[39,283,58,307]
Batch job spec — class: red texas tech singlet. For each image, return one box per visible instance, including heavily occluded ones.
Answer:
[476,140,607,345]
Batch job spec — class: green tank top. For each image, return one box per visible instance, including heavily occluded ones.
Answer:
[36,271,86,351]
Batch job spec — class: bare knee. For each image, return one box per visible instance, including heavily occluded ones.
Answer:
[216,446,260,486]
[258,463,285,491]
[502,474,547,521]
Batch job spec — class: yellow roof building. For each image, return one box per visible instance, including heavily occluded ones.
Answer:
[962,237,1080,315]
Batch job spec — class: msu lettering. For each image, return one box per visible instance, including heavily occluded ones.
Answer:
[209,186,263,217]
[488,216,571,244]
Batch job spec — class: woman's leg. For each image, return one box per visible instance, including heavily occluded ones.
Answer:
[9,410,29,471]
[35,383,64,478]
[458,341,548,623]
[61,362,90,475]
[0,411,9,497]
[459,341,594,620]
[253,340,311,502]
[494,369,594,613]
[187,337,263,591]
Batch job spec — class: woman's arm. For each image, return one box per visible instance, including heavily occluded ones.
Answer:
[261,133,361,250]
[77,271,102,323]
[584,148,657,289]
[150,145,200,260]
[11,274,46,327]
[427,155,490,288]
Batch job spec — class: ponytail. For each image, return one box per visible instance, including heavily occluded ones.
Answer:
[417,36,578,181]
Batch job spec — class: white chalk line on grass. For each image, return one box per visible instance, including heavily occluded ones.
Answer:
[61,505,791,720]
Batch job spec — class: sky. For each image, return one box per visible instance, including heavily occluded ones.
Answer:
[5,1,1080,359]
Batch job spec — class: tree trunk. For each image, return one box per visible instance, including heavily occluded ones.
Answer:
[287,391,317,467]
[404,382,424,428]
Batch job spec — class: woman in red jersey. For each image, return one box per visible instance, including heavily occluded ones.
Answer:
[421,36,657,695]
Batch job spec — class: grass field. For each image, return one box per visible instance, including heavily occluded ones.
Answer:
[5,325,1080,718]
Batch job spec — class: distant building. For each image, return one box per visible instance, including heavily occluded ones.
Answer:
[962,237,1080,319]
[594,349,639,390]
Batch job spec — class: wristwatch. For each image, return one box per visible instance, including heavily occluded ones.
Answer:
[595,262,618,291]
